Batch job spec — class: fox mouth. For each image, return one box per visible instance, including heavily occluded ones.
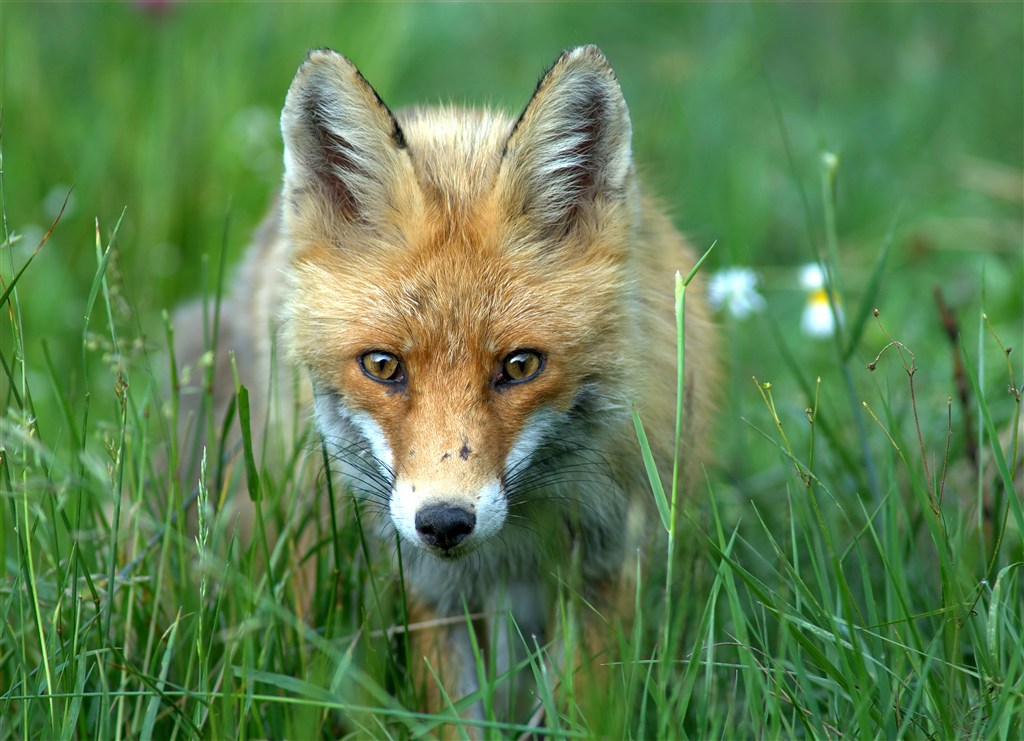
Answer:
[398,525,485,562]
[423,542,476,561]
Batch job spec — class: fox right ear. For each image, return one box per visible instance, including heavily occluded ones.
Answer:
[497,46,634,239]
[280,49,412,229]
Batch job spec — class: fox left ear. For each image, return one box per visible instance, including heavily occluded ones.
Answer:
[498,45,633,237]
[280,49,414,233]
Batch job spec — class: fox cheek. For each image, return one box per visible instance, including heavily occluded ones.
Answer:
[312,388,395,474]
[504,408,561,476]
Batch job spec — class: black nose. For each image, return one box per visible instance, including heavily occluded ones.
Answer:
[414,504,476,551]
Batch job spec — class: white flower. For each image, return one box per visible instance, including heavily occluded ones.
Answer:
[799,262,825,290]
[707,267,766,319]
[802,289,841,337]
[798,263,842,338]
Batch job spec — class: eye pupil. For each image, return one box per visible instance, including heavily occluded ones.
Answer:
[360,351,402,383]
[501,350,543,384]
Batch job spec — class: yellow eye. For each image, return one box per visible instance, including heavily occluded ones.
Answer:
[500,350,544,385]
[359,351,404,383]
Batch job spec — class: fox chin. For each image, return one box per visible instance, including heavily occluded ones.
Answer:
[173,44,717,726]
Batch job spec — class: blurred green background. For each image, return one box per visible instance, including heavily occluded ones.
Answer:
[3,1,1022,466]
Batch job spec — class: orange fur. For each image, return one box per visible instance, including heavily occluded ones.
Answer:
[174,45,717,728]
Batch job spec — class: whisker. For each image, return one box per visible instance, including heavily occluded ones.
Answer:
[310,432,400,529]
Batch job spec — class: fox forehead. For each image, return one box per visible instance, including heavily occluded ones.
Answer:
[286,148,630,372]
[289,230,618,374]
[395,106,515,208]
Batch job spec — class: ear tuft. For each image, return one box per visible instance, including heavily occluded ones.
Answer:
[499,45,633,236]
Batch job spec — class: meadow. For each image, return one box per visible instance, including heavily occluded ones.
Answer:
[2,3,1021,738]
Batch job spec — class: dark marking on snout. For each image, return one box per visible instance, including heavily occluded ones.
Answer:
[415,504,476,551]
[441,452,451,462]
[459,438,473,461]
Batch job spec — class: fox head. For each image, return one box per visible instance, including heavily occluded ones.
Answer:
[279,46,641,559]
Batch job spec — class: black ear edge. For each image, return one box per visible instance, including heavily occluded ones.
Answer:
[291,48,407,152]
[503,45,620,158]
[283,49,410,218]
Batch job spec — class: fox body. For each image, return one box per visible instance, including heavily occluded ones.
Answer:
[175,46,716,720]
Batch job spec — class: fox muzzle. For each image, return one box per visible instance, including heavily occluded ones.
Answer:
[414,503,476,551]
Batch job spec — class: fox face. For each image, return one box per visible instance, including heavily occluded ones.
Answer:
[279,47,644,561]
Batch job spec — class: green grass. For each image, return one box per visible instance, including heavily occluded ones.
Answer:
[2,3,1022,738]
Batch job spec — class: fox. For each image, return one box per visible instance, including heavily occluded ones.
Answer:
[173,45,716,726]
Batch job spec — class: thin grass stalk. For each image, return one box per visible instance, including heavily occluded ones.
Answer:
[1,192,68,406]
[2,247,54,735]
[140,610,182,740]
[819,153,885,511]
[392,526,414,705]
[98,222,138,737]
[194,450,211,730]
[661,271,683,675]
[110,381,131,734]
[462,600,495,726]
[80,215,119,641]
[672,484,735,734]
[979,310,1023,576]
[18,459,56,727]
[962,337,1024,545]
[662,244,715,681]
[125,314,182,733]
[204,208,233,485]
[976,282,989,555]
